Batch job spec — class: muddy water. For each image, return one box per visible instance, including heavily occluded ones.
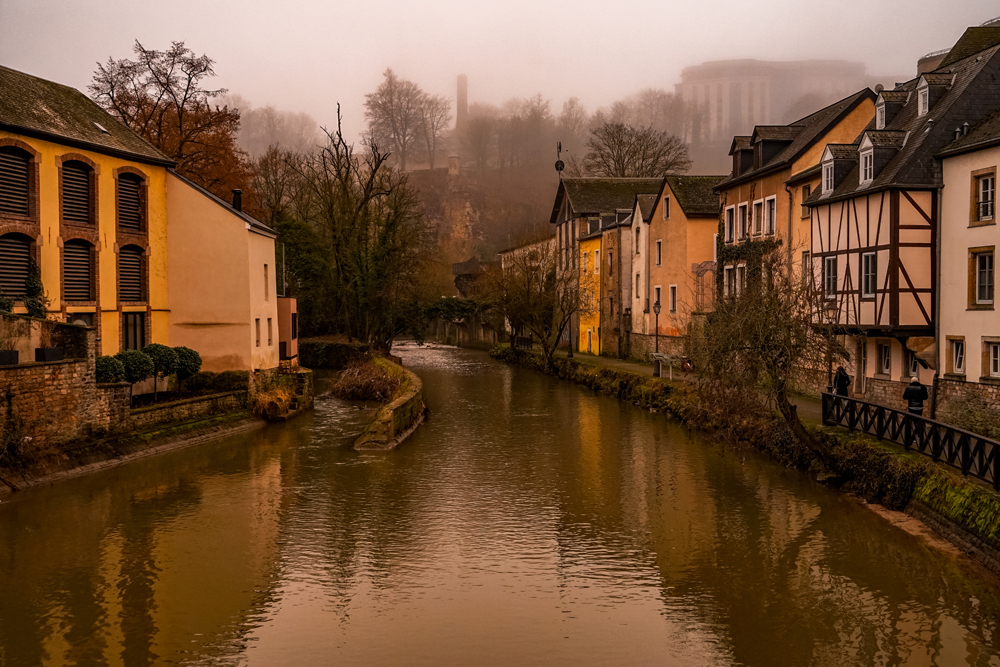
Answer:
[0,344,998,666]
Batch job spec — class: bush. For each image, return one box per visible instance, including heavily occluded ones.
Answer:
[251,374,296,419]
[22,257,49,319]
[95,355,126,383]
[330,359,401,401]
[0,286,12,314]
[214,370,251,392]
[142,343,178,378]
[114,349,155,384]
[174,346,202,382]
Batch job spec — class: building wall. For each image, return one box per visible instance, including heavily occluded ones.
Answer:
[0,130,170,354]
[247,230,280,371]
[600,224,631,357]
[578,235,601,355]
[940,147,1000,386]
[630,203,650,335]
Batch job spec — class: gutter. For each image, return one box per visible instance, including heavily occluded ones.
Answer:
[931,186,943,419]
[784,183,794,276]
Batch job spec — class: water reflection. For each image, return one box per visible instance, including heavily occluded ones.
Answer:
[0,345,997,666]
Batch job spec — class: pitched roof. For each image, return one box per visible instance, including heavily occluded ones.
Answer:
[716,88,877,190]
[752,126,804,143]
[0,65,174,166]
[807,38,1000,205]
[866,130,907,148]
[878,90,909,103]
[921,72,955,86]
[939,26,1000,67]
[549,177,664,224]
[937,107,1000,156]
[168,170,276,237]
[636,194,657,221]
[824,144,858,159]
[729,136,752,154]
[664,175,725,217]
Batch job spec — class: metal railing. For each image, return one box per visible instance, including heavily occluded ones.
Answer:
[513,335,534,349]
[822,393,999,489]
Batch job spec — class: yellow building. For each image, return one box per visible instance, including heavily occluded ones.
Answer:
[0,65,173,354]
[578,233,602,355]
[166,173,279,371]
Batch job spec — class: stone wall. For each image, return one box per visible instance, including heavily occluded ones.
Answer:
[128,392,244,432]
[354,358,425,450]
[935,377,1000,416]
[625,332,684,362]
[857,376,935,414]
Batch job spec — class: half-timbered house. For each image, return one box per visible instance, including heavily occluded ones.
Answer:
[805,26,1000,408]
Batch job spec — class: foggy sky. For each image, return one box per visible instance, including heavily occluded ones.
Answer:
[2,0,998,144]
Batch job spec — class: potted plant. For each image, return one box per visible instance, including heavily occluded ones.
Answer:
[34,323,64,362]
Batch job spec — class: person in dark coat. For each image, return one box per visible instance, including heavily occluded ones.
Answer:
[902,376,929,416]
[833,366,851,397]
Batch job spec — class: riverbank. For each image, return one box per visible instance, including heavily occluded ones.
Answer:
[489,343,1000,581]
[353,356,426,451]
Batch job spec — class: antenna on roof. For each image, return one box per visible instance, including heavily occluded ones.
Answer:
[555,142,565,179]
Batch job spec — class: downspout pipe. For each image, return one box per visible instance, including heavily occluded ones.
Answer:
[930,187,943,419]
[784,182,794,278]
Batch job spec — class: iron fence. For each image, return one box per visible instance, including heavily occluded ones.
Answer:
[822,393,999,489]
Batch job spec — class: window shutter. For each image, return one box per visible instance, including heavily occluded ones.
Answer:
[119,247,143,301]
[118,174,142,231]
[0,235,31,298]
[62,162,91,225]
[0,148,30,216]
[63,241,92,301]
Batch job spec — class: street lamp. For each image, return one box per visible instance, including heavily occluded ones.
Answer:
[825,300,838,394]
[653,300,661,354]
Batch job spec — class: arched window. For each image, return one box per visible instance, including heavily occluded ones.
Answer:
[118,245,144,302]
[0,146,31,217]
[63,239,94,301]
[117,173,143,232]
[0,233,32,298]
[62,160,94,225]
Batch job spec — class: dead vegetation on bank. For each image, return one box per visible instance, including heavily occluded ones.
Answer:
[330,358,401,402]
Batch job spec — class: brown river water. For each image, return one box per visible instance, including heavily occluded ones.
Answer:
[0,344,998,666]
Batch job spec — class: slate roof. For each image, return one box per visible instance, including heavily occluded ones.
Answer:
[878,91,909,103]
[752,126,804,143]
[937,107,1000,156]
[0,65,174,166]
[635,193,657,222]
[549,177,664,224]
[729,136,752,153]
[806,35,1000,205]
[939,26,1000,67]
[716,88,877,190]
[824,144,859,160]
[921,72,955,86]
[866,130,907,148]
[169,170,276,237]
[663,175,726,217]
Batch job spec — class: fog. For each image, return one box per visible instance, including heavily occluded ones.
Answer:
[1,0,997,144]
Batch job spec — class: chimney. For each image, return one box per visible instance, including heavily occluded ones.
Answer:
[456,74,468,131]
[232,189,243,212]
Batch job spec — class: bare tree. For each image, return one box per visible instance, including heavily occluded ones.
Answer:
[582,123,692,177]
[417,93,451,169]
[364,69,424,171]
[228,94,320,157]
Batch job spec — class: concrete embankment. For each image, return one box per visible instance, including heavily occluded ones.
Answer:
[489,344,1000,581]
[353,357,426,451]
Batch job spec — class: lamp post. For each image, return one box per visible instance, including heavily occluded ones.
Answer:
[825,301,837,394]
[653,300,661,354]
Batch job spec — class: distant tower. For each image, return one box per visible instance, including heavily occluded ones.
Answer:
[456,74,468,131]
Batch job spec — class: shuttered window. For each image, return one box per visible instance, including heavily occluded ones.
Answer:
[118,173,143,231]
[63,240,93,301]
[123,312,145,350]
[119,246,143,301]
[62,161,92,225]
[0,147,31,217]
[0,234,31,298]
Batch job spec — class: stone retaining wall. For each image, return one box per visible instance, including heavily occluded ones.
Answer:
[129,392,244,432]
[935,376,1000,415]
[625,332,684,363]
[354,358,425,450]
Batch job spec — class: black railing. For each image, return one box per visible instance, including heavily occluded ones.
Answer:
[822,393,999,490]
[514,335,533,349]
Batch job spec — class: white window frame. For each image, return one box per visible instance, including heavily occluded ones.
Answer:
[724,266,735,297]
[752,199,764,236]
[918,87,929,116]
[990,341,1000,378]
[655,239,662,266]
[735,262,747,295]
[878,342,891,375]
[823,162,835,194]
[594,250,600,274]
[654,285,662,309]
[976,251,994,304]
[725,206,735,242]
[764,196,776,235]
[861,149,874,185]
[876,104,885,130]
[953,339,966,374]
[824,255,838,298]
[861,252,877,298]
[737,203,748,240]
[978,174,995,221]
[663,196,670,220]
[669,284,677,313]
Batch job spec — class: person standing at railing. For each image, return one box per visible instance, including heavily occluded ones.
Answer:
[833,366,851,397]
[902,376,929,416]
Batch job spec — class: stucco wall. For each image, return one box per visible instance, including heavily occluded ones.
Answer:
[247,228,280,371]
[578,235,601,355]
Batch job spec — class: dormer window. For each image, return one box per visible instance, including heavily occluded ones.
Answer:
[823,162,835,194]
[876,104,885,130]
[860,149,874,185]
[918,88,929,116]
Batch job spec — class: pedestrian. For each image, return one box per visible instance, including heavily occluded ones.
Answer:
[833,366,850,397]
[902,376,929,416]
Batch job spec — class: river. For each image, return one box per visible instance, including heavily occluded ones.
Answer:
[0,345,998,666]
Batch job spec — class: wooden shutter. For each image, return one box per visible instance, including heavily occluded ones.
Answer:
[0,148,30,217]
[0,235,30,298]
[63,241,92,301]
[62,162,91,225]
[118,174,142,231]
[119,247,143,301]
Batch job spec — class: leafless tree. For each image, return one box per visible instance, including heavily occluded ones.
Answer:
[227,94,320,157]
[364,69,424,171]
[417,93,451,169]
[582,123,692,177]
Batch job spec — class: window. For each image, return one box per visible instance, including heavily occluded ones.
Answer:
[117,173,144,232]
[594,250,599,274]
[735,263,746,294]
[876,104,885,130]
[861,150,873,185]
[801,251,811,285]
[669,285,677,313]
[738,204,748,240]
[918,88,929,116]
[655,240,662,266]
[63,240,93,301]
[823,163,835,194]
[61,160,94,225]
[663,196,670,220]
[118,245,144,302]
[0,146,31,217]
[608,250,613,275]
[905,349,920,378]
[264,264,269,300]
[581,252,587,274]
[635,227,641,253]
[267,318,273,346]
[255,318,261,347]
[977,174,995,221]
[725,207,735,242]
[976,251,994,304]
[291,313,298,339]
[654,286,661,308]
[801,185,811,218]
[713,233,719,262]
[752,201,763,235]
[990,342,1000,378]
[724,266,735,297]
[823,256,838,298]
[765,197,776,235]
[635,273,640,298]
[953,339,965,374]
[0,233,31,297]
[861,252,877,298]
[123,312,145,351]
[878,343,891,375]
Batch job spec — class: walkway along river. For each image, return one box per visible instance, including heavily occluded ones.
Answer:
[0,345,998,666]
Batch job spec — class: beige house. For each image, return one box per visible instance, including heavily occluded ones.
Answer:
[938,113,1000,385]
[166,172,279,372]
